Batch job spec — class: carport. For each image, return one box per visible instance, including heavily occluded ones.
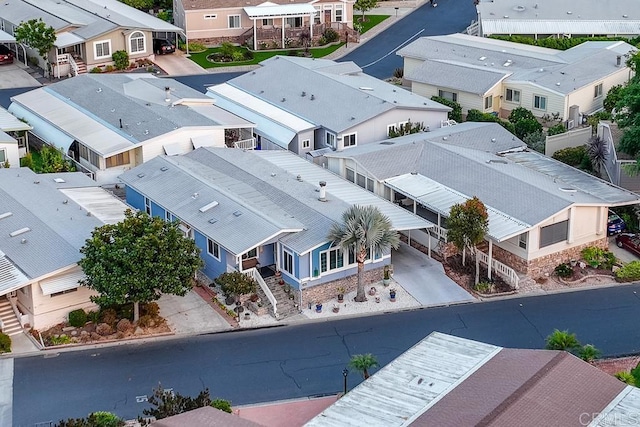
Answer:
[0,30,26,65]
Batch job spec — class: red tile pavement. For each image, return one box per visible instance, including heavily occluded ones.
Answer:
[235,396,338,427]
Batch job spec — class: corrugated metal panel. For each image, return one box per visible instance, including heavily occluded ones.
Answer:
[385,173,531,242]
[54,32,85,48]
[594,387,640,427]
[0,251,28,295]
[8,102,74,152]
[163,142,183,156]
[306,332,501,427]
[40,269,85,295]
[59,187,127,225]
[0,107,31,132]
[482,20,640,36]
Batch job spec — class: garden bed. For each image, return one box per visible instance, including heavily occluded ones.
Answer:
[444,254,515,296]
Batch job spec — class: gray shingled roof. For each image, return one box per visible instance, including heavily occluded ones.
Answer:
[0,168,120,283]
[397,34,636,96]
[325,122,640,227]
[228,56,449,134]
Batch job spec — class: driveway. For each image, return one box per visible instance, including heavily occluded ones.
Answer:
[153,51,207,76]
[391,242,475,306]
[609,235,640,264]
[156,289,232,335]
[0,63,41,89]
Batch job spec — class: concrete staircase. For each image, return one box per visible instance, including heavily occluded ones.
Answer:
[255,275,299,320]
[0,298,23,336]
[73,56,87,75]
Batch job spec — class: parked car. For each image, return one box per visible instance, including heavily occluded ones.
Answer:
[608,211,627,235]
[153,39,175,55]
[0,45,14,65]
[616,233,640,257]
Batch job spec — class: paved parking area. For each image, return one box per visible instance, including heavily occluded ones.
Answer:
[0,63,42,89]
[157,289,233,335]
[152,51,207,76]
[391,242,475,306]
[609,235,639,264]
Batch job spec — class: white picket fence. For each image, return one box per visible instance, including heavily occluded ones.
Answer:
[476,251,520,289]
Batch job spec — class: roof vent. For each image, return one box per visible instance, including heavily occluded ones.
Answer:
[566,10,572,14]
[63,199,68,204]
[208,218,217,224]
[513,5,525,11]
[301,91,306,97]
[318,181,327,202]
[33,180,40,184]
[359,87,374,91]
[297,174,303,182]
[20,238,27,244]
[623,14,628,18]
[503,15,509,18]
[491,138,496,142]
[556,82,561,86]
[503,59,513,67]
[192,192,199,199]
[310,94,315,100]
[96,88,102,93]
[559,187,577,192]
[478,56,487,61]
[53,178,66,183]
[233,211,242,217]
[281,98,286,102]
[137,173,145,178]
[160,166,169,172]
[0,212,13,220]
[165,86,171,103]
[199,201,219,213]
[10,227,30,237]
[410,171,418,175]
[144,130,149,135]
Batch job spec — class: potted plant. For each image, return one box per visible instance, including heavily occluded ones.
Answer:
[279,278,285,286]
[284,284,291,294]
[250,293,259,302]
[332,304,340,313]
[315,301,323,313]
[389,288,397,302]
[369,286,377,296]
[383,265,391,286]
[337,286,345,303]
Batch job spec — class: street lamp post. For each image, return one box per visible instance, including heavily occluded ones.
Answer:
[395,7,399,17]
[342,368,349,395]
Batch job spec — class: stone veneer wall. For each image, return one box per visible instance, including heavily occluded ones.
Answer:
[302,267,385,305]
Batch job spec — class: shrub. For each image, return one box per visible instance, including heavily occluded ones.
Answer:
[514,118,542,140]
[581,246,616,269]
[143,302,160,317]
[89,411,124,427]
[211,398,232,413]
[215,271,257,297]
[68,309,87,327]
[243,50,254,60]
[187,42,207,52]
[545,329,580,351]
[104,65,116,73]
[0,333,11,353]
[137,314,153,328]
[552,146,588,167]
[90,66,102,73]
[554,263,574,278]
[219,42,237,58]
[615,261,640,282]
[431,96,462,123]
[111,50,129,70]
[86,310,100,324]
[100,308,118,326]
[547,123,567,136]
[231,50,245,62]
[50,334,72,345]
[393,67,404,78]
[318,36,327,46]
[523,130,546,153]
[508,107,536,123]
[95,323,113,336]
[20,152,33,169]
[615,371,635,386]
[578,344,601,362]
[116,318,132,333]
[473,282,492,293]
[323,28,339,43]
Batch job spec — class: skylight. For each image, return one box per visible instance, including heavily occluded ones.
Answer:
[0,212,12,220]
[10,227,31,237]
[199,201,219,213]
[53,178,66,183]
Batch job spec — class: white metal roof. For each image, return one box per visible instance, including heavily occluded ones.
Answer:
[256,151,434,232]
[306,332,501,427]
[593,387,640,427]
[385,173,531,242]
[0,250,29,295]
[481,19,640,36]
[0,30,15,43]
[244,4,316,18]
[0,107,31,133]
[40,267,85,296]
[54,31,85,48]
[58,187,128,224]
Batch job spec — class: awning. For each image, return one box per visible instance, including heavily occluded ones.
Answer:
[0,30,15,43]
[8,103,74,153]
[54,32,84,48]
[244,4,316,18]
[385,173,531,242]
[0,251,28,296]
[163,142,183,156]
[40,269,85,296]
[0,107,32,132]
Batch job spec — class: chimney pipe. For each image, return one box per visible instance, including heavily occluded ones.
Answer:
[318,181,327,202]
[119,118,123,129]
[616,55,622,67]
[165,86,171,102]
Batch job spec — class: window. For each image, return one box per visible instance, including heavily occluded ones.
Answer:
[286,17,303,28]
[594,83,603,98]
[533,95,547,110]
[207,239,220,260]
[105,151,130,168]
[484,95,493,110]
[438,90,457,102]
[129,31,145,54]
[89,151,100,168]
[262,18,273,26]
[505,88,520,103]
[314,7,321,24]
[283,249,293,274]
[335,4,343,22]
[366,179,374,192]
[204,14,217,19]
[346,167,355,183]
[52,288,77,297]
[228,15,241,28]
[326,132,336,148]
[242,248,257,259]
[356,173,366,188]
[343,133,356,148]
[144,197,151,215]
[387,124,396,136]
[94,40,111,59]
[539,220,568,248]
[398,121,408,133]
[165,210,172,222]
[320,247,347,273]
[0,149,5,163]
[302,139,310,149]
[518,233,527,249]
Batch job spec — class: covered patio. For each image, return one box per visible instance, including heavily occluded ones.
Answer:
[244,4,317,51]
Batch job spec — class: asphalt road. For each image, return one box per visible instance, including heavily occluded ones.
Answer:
[14,283,640,425]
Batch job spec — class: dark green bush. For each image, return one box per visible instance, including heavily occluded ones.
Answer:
[0,333,11,353]
[514,118,543,140]
[490,35,640,51]
[552,146,588,167]
[431,96,462,122]
[508,107,537,123]
[86,310,100,324]
[243,50,254,60]
[323,28,339,43]
[215,271,257,297]
[68,309,87,327]
[554,263,574,278]
[616,261,640,282]
[89,67,102,73]
[547,123,567,136]
[111,50,129,71]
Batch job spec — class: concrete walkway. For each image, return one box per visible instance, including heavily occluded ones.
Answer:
[0,358,12,427]
[153,50,208,76]
[392,242,475,306]
[157,289,233,335]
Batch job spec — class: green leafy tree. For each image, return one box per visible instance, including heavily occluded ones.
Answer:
[508,107,537,124]
[514,118,543,140]
[354,0,378,22]
[547,123,567,136]
[14,19,56,70]
[211,399,233,413]
[604,84,624,113]
[40,145,75,173]
[446,197,489,284]
[143,384,217,419]
[56,412,124,427]
[349,353,379,379]
[119,0,154,10]
[111,50,129,70]
[328,206,400,302]
[79,210,203,321]
[215,271,257,298]
[523,129,546,153]
[431,96,462,122]
[545,329,581,351]
[616,81,640,158]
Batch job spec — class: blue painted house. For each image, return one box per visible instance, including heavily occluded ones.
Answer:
[118,147,431,292]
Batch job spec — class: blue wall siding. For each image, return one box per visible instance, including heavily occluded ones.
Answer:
[125,187,145,211]
[258,244,274,267]
[195,230,227,280]
[150,201,164,218]
[311,242,332,278]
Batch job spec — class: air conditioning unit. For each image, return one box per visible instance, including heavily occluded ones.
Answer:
[566,119,575,130]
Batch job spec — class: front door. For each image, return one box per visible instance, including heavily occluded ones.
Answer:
[324,10,332,24]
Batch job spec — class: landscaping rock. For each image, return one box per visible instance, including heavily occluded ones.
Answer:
[96,323,113,336]
[62,326,75,332]
[134,327,145,336]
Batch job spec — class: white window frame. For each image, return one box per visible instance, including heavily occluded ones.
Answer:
[484,95,493,110]
[343,132,357,148]
[320,247,347,274]
[93,40,111,60]
[228,15,241,28]
[0,148,6,164]
[518,233,527,249]
[285,17,303,28]
[594,83,603,98]
[144,197,151,215]
[438,89,457,102]
[533,94,547,111]
[262,18,273,26]
[129,31,145,54]
[335,4,343,22]
[302,139,310,149]
[283,248,293,274]
[242,248,258,260]
[165,210,172,222]
[313,6,321,24]
[326,132,336,148]
[387,124,397,135]
[204,14,217,19]
[207,238,220,260]
[505,88,520,103]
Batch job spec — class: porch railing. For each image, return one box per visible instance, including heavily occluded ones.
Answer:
[432,225,448,242]
[476,251,520,289]
[8,296,28,328]
[233,138,256,150]
[68,55,79,77]
[244,267,278,319]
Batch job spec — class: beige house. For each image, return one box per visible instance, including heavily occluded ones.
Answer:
[322,122,640,283]
[9,74,255,185]
[0,107,31,168]
[397,34,636,126]
[0,0,182,78]
[0,168,128,333]
[173,0,357,47]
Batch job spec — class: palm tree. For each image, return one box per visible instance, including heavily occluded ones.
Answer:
[545,329,581,351]
[328,205,400,302]
[349,353,379,379]
[587,135,607,178]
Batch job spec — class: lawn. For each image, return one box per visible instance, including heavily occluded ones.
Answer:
[355,15,390,34]
[188,43,345,69]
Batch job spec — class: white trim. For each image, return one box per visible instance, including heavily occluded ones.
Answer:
[302,139,311,149]
[342,132,357,148]
[228,14,241,28]
[128,31,146,54]
[207,238,221,260]
[93,39,111,60]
